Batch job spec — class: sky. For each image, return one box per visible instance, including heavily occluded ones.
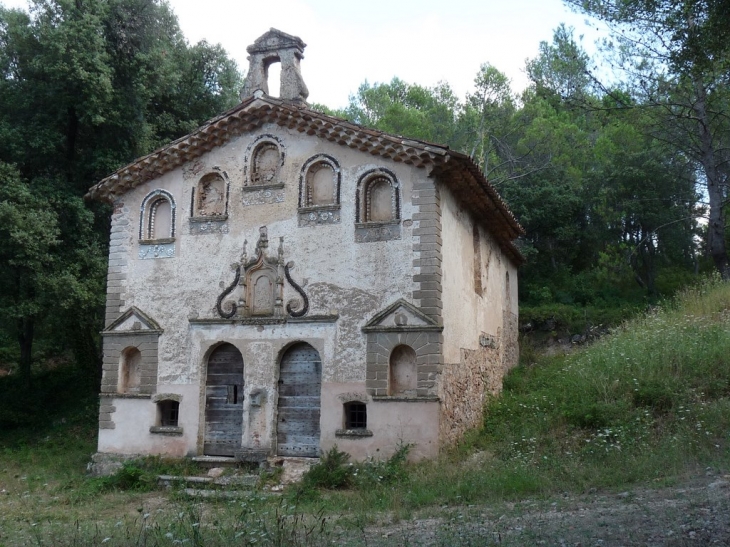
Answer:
[0,0,607,108]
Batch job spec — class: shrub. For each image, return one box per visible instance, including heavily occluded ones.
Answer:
[632,380,677,415]
[353,443,411,487]
[301,446,353,490]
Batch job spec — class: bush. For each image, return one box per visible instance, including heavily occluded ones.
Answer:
[93,462,157,493]
[632,380,677,415]
[353,443,411,487]
[301,446,353,490]
[301,444,412,493]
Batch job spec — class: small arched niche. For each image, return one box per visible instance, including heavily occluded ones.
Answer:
[139,189,176,242]
[305,162,337,206]
[389,344,417,396]
[297,155,341,226]
[195,173,226,217]
[119,346,142,393]
[356,168,400,224]
[251,142,281,185]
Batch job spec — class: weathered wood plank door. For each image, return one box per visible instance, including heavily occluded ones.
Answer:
[204,343,244,456]
[277,343,321,457]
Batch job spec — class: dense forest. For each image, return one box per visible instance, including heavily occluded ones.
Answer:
[0,0,727,408]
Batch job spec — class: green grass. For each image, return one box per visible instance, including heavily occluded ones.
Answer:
[2,276,730,544]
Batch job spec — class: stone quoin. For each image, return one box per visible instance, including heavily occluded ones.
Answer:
[86,28,524,470]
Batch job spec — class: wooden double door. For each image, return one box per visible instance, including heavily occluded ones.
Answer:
[203,341,322,458]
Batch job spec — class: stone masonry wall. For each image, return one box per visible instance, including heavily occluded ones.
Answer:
[438,345,502,447]
[412,178,442,323]
[502,310,519,371]
[105,200,131,327]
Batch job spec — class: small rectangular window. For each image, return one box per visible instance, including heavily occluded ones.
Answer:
[344,402,367,429]
[159,400,180,427]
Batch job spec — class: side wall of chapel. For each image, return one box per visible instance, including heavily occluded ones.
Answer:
[437,184,519,446]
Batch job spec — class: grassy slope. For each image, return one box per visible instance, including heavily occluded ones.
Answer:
[307,277,730,515]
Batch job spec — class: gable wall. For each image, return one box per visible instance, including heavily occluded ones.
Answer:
[99,122,444,459]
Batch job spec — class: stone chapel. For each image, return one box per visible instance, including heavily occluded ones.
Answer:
[86,29,524,466]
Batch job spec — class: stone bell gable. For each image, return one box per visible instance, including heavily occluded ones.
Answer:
[87,29,523,467]
[240,28,309,102]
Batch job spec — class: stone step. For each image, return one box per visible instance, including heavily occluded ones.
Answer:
[191,456,239,469]
[182,488,256,499]
[158,474,259,490]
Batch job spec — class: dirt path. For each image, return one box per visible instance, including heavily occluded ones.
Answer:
[350,473,730,546]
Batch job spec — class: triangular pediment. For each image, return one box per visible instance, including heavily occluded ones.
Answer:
[362,299,440,332]
[103,307,162,334]
[248,28,306,54]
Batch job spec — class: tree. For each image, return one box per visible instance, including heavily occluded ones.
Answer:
[565,0,730,278]
[0,163,59,383]
[509,26,698,305]
[0,0,242,384]
[341,78,460,145]
[458,63,525,183]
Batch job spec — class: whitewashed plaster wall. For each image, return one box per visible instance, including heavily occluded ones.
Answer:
[439,184,518,365]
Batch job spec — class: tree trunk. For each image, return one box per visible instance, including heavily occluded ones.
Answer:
[17,317,34,388]
[693,79,729,279]
[66,105,78,185]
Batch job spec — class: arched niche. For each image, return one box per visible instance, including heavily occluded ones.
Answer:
[118,346,142,393]
[389,344,417,396]
[139,189,176,241]
[356,168,400,223]
[354,168,402,242]
[194,173,227,217]
[244,135,286,190]
[299,155,340,207]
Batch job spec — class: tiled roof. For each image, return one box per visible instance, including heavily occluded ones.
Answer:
[86,95,525,263]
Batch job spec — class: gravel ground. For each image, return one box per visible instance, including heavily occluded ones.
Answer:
[346,473,730,546]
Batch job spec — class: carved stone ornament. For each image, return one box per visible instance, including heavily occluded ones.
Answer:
[139,242,175,259]
[216,226,309,319]
[189,219,229,235]
[242,188,285,207]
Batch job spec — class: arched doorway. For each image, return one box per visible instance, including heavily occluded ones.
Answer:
[277,342,321,457]
[204,343,244,456]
